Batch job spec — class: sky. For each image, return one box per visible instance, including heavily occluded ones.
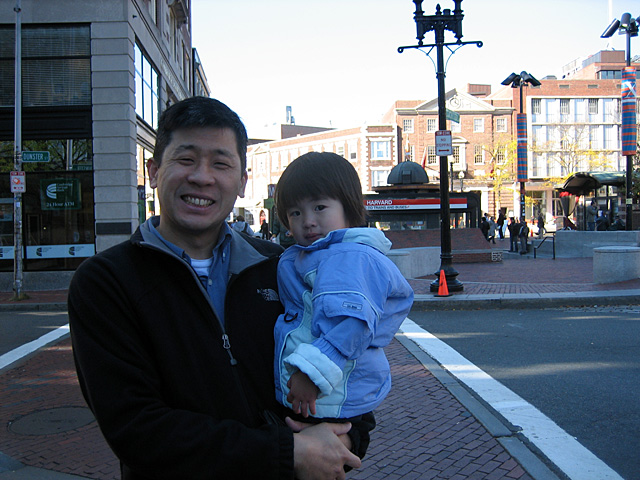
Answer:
[191,0,640,138]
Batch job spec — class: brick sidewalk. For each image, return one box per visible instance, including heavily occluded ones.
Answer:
[0,336,534,479]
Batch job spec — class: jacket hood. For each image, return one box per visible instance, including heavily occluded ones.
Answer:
[294,227,392,255]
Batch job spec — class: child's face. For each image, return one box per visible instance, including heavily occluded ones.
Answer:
[286,197,349,246]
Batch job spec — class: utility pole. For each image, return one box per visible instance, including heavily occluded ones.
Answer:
[13,0,26,300]
[399,0,481,293]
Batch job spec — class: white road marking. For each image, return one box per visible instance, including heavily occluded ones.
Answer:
[400,318,623,480]
[0,324,70,371]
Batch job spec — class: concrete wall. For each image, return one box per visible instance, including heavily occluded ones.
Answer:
[555,230,640,257]
[387,247,440,279]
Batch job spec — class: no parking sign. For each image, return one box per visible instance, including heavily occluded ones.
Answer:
[10,171,25,193]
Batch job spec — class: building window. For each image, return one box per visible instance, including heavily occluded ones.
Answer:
[532,98,541,115]
[402,119,414,133]
[427,145,437,165]
[0,25,91,108]
[427,118,437,132]
[560,99,570,115]
[336,144,345,157]
[370,140,390,160]
[588,99,598,115]
[371,169,390,187]
[452,145,460,165]
[496,118,507,132]
[474,145,483,164]
[451,120,461,132]
[135,43,159,128]
[473,118,484,133]
[496,145,506,164]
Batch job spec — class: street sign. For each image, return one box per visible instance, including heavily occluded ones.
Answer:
[22,151,50,162]
[446,109,460,123]
[435,130,453,156]
[10,171,25,193]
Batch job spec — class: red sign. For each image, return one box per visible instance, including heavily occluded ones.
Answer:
[365,198,467,210]
[10,171,25,193]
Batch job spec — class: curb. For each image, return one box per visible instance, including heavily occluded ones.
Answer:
[411,290,640,311]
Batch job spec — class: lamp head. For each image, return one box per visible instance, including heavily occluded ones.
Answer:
[620,12,632,29]
[520,71,541,87]
[601,18,620,38]
[501,72,519,86]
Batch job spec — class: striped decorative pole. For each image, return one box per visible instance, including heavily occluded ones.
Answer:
[621,65,636,230]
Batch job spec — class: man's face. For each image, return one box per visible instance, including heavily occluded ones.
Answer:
[148,127,247,252]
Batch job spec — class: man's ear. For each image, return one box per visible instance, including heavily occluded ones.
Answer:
[237,170,248,198]
[147,157,159,188]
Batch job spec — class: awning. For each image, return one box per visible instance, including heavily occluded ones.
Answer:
[558,171,625,196]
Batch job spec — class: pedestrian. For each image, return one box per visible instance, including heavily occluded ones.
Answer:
[537,212,545,238]
[508,217,519,252]
[586,200,597,231]
[518,219,530,255]
[497,211,505,240]
[273,152,414,422]
[480,213,489,240]
[232,214,254,236]
[487,216,497,244]
[272,210,296,248]
[260,218,271,240]
[68,97,370,479]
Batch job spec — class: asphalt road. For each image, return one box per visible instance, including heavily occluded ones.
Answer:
[0,311,69,356]
[409,305,640,480]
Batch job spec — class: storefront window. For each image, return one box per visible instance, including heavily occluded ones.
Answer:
[0,139,94,271]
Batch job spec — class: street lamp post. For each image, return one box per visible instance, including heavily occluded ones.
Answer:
[601,13,639,231]
[399,0,481,293]
[501,71,541,222]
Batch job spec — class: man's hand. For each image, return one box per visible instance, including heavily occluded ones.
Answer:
[287,371,319,418]
[288,418,361,480]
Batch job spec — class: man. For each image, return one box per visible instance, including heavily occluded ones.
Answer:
[518,219,530,255]
[69,97,370,479]
[232,214,254,236]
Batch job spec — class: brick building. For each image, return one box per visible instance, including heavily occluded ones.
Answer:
[241,124,399,229]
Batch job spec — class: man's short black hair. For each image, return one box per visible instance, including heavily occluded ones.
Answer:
[153,97,248,171]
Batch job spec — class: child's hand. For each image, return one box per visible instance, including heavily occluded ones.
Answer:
[287,371,319,418]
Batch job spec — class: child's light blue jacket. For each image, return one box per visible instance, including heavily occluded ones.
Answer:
[274,228,414,418]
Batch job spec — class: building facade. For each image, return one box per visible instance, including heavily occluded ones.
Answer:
[242,124,400,230]
[0,0,206,281]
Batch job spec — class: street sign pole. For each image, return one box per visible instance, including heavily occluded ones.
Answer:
[13,0,26,300]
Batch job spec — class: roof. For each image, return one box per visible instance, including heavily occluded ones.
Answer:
[558,171,625,196]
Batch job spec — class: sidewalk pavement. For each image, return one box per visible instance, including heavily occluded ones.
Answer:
[1,247,638,479]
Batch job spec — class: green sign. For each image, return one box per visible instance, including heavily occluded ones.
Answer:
[23,151,50,162]
[40,178,82,210]
[446,109,460,123]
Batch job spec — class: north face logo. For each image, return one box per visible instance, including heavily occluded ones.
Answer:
[257,288,279,302]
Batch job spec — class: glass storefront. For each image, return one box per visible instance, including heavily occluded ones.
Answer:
[0,139,94,271]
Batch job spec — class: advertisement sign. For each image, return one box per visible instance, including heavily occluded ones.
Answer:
[40,179,82,210]
[365,198,467,211]
[26,244,95,259]
[516,114,528,182]
[621,66,637,156]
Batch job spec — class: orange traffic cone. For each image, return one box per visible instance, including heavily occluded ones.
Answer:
[434,269,451,297]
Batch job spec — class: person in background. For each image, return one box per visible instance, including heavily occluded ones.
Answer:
[537,212,545,238]
[272,151,412,434]
[487,216,497,244]
[586,200,598,231]
[260,218,271,240]
[272,210,296,248]
[497,211,506,240]
[69,97,367,480]
[232,214,254,236]
[518,218,530,255]
[508,217,519,253]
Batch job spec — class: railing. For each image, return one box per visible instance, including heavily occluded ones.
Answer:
[533,232,556,259]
